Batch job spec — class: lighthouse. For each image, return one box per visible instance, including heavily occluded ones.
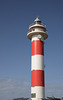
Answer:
[27,17,48,100]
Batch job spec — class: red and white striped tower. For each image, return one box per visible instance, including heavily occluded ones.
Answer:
[27,17,48,100]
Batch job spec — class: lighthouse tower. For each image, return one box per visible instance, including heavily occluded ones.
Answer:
[27,17,48,100]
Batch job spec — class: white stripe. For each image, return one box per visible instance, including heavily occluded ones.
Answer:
[31,55,44,70]
[31,86,45,99]
[31,35,44,42]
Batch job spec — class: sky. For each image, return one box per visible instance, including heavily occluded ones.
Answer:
[0,0,63,100]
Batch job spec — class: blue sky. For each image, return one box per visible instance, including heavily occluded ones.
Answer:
[0,0,63,100]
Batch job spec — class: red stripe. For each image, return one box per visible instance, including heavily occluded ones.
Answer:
[31,70,44,86]
[32,40,44,56]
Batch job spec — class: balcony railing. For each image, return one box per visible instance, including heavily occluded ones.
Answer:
[29,22,46,28]
[27,30,48,34]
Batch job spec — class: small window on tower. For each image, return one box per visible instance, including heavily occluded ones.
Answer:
[31,93,36,98]
[32,28,35,31]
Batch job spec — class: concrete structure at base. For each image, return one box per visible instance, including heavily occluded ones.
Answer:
[13,97,63,100]
[27,17,48,100]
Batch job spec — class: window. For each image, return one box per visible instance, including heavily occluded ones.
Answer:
[31,93,36,98]
[32,28,35,31]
